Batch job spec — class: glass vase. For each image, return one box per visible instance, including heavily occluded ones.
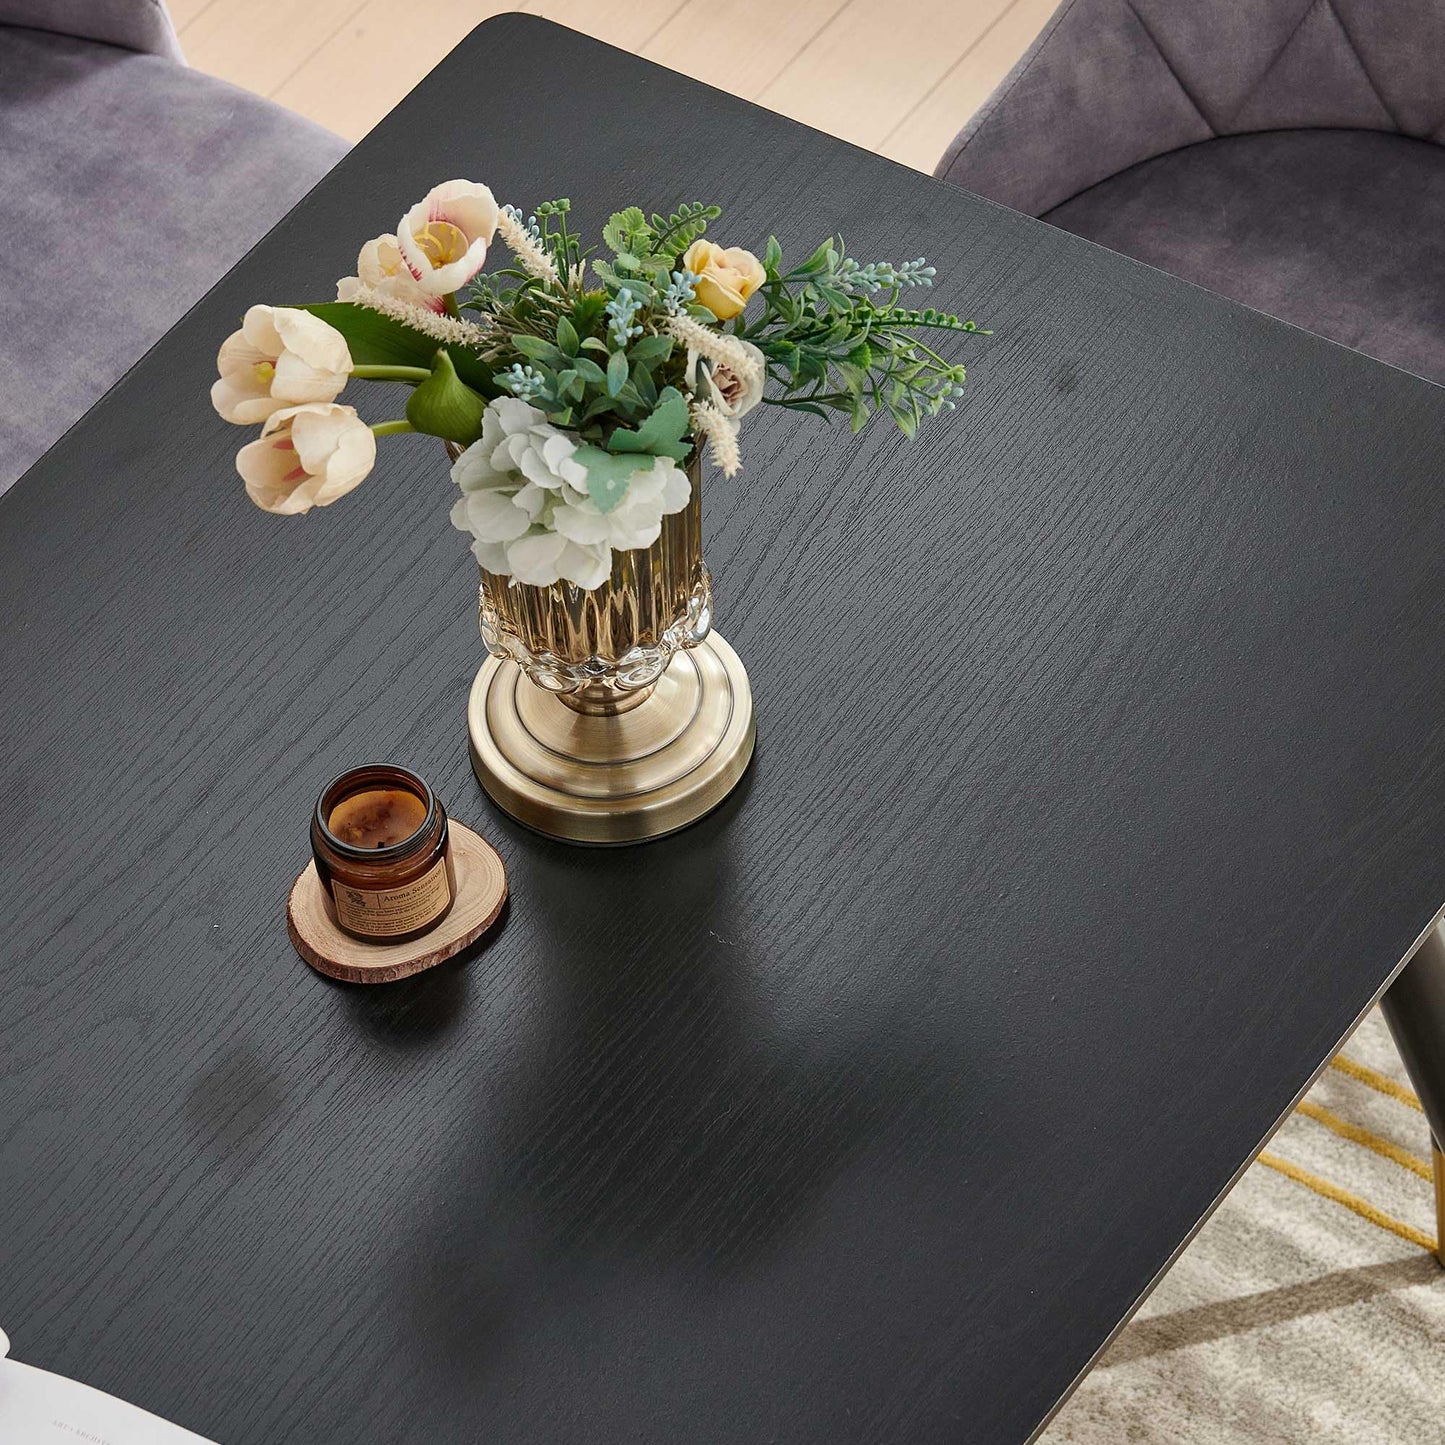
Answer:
[456,445,754,845]
[478,457,712,714]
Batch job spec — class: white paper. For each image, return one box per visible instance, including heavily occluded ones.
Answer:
[0,1330,216,1445]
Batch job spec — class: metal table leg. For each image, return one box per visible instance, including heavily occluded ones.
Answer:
[1379,920,1445,1266]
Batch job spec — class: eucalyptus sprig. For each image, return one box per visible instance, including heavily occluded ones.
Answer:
[738,236,988,436]
[447,205,988,452]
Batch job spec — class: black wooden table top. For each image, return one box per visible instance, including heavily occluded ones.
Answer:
[4,16,1445,1444]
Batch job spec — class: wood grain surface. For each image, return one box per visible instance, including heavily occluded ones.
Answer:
[287,822,507,984]
[3,17,1445,1445]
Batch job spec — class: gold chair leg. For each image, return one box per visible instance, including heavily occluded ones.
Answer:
[1381,923,1445,1267]
[1434,1144,1445,1268]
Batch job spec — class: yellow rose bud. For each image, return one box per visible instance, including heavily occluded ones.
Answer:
[682,239,766,321]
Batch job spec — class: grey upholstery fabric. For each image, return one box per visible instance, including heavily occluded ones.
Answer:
[0,0,182,59]
[938,0,1445,216]
[0,27,348,493]
[935,0,1445,384]
[1050,131,1445,385]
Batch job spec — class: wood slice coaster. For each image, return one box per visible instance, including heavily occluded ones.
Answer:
[287,822,507,984]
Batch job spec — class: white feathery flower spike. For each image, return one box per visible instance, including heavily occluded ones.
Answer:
[496,207,561,287]
[690,402,742,478]
[666,314,763,388]
[336,279,495,349]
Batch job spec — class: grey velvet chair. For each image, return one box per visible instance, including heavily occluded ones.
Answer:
[935,0,1445,386]
[0,2,349,495]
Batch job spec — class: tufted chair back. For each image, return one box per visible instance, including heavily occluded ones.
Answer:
[0,0,183,60]
[937,0,1445,215]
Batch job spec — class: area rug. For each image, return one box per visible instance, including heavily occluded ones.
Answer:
[1043,1009,1445,1443]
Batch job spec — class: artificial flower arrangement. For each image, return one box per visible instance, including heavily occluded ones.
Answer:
[211,179,983,589]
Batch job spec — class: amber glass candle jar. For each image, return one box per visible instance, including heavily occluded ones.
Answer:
[311,764,456,943]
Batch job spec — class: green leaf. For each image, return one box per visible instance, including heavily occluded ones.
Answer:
[301,302,492,393]
[300,302,436,370]
[763,235,783,275]
[571,355,607,385]
[648,202,722,259]
[627,335,674,367]
[630,362,658,407]
[768,342,801,380]
[404,350,486,444]
[513,334,569,368]
[798,350,828,384]
[570,291,608,337]
[796,239,837,275]
[556,317,579,356]
[602,206,651,256]
[605,385,691,461]
[606,349,629,397]
[571,445,650,514]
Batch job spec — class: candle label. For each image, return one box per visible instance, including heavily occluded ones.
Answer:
[330,857,451,937]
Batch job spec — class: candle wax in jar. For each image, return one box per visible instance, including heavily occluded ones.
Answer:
[328,787,428,849]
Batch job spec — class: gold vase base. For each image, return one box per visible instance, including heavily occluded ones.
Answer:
[467,633,756,845]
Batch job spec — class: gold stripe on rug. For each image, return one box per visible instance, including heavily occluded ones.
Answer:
[1294,1100,1434,1181]
[1330,1053,1425,1112]
[1256,1151,1437,1253]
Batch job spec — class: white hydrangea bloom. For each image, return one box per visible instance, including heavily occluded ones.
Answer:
[450,397,691,589]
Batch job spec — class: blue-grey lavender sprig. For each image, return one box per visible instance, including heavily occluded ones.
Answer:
[662,268,699,314]
[606,287,644,348]
[836,256,936,293]
[501,362,547,401]
[928,372,968,413]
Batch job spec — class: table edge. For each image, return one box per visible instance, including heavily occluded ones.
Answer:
[1025,894,1445,1444]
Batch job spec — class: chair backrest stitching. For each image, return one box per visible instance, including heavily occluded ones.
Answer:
[1323,0,1402,132]
[1124,0,1219,135]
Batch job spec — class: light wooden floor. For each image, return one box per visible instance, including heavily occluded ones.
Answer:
[168,0,1057,174]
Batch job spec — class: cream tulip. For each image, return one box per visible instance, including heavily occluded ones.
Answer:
[238,403,376,514]
[211,305,352,425]
[397,180,500,297]
[336,233,444,312]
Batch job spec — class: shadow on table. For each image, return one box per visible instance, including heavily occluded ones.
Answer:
[332,897,511,1048]
[403,774,945,1369]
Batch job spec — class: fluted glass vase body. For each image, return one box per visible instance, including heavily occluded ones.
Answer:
[478,457,711,714]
